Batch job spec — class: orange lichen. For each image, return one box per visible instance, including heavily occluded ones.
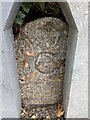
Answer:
[23,59,28,68]
[26,51,37,57]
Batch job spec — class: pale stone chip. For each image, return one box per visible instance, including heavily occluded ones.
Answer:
[31,114,37,119]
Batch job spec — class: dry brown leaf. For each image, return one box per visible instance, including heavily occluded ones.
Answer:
[56,109,64,117]
[56,104,64,117]
[24,59,28,68]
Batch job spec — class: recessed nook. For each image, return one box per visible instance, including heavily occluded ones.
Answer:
[2,1,81,119]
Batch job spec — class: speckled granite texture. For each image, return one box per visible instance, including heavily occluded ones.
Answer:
[15,17,68,106]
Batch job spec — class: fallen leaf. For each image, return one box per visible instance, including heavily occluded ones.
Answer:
[56,109,64,117]
[56,104,64,117]
[23,59,28,68]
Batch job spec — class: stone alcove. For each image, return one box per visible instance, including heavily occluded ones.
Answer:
[2,1,88,119]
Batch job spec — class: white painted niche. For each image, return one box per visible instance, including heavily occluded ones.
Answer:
[2,1,88,119]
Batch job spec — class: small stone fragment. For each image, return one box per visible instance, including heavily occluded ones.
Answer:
[46,115,50,119]
[31,114,37,119]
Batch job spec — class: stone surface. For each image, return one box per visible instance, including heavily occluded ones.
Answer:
[15,17,68,106]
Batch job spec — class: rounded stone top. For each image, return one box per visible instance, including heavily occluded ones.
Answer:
[23,17,68,32]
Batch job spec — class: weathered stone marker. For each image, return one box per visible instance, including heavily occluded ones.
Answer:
[15,17,68,111]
